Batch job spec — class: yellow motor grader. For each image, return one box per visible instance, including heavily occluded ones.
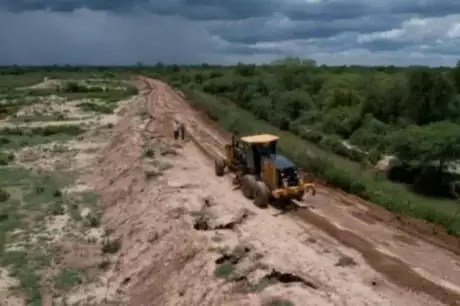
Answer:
[214,133,315,207]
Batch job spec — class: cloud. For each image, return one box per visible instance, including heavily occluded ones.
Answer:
[1,1,460,66]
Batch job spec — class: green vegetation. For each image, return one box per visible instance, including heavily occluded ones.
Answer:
[0,150,14,165]
[137,59,460,236]
[10,112,68,123]
[58,80,138,103]
[0,166,72,304]
[0,125,85,149]
[0,167,102,304]
[214,261,236,279]
[54,268,83,290]
[0,135,102,304]
[0,66,130,88]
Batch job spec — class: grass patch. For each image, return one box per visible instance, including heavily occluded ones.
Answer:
[9,112,69,123]
[4,250,43,305]
[0,74,46,89]
[214,262,236,279]
[0,88,56,98]
[0,151,14,165]
[0,125,85,149]
[252,276,277,292]
[55,268,82,290]
[183,88,460,236]
[0,166,101,304]
[0,95,50,119]
[0,82,136,104]
[76,101,116,114]
[0,69,131,89]
[0,165,76,304]
[58,83,138,103]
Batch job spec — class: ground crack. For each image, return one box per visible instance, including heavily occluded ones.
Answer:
[261,270,319,289]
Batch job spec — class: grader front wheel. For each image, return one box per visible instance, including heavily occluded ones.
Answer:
[254,181,270,208]
[241,175,257,199]
[214,158,226,176]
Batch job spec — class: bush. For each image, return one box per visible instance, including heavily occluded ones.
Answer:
[0,187,10,202]
[62,82,88,93]
[77,102,114,114]
[101,238,121,254]
[0,151,14,165]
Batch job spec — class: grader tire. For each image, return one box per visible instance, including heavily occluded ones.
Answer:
[254,181,270,208]
[241,175,257,199]
[214,158,226,177]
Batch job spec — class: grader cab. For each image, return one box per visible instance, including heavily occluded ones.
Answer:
[214,133,315,208]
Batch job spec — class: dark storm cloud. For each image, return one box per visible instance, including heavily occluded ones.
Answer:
[0,0,277,19]
[389,1,460,18]
[162,0,278,20]
[1,0,460,66]
[3,0,460,21]
[356,40,414,52]
[209,14,410,44]
[282,1,372,21]
[0,0,143,12]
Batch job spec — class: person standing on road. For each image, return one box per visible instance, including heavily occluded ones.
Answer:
[179,121,185,140]
[173,119,179,140]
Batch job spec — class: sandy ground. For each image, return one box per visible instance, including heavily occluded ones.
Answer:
[63,76,459,306]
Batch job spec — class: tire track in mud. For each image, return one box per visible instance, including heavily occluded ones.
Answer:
[293,209,460,305]
[139,76,460,306]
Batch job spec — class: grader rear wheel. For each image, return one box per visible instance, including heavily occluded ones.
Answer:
[214,158,226,176]
[254,181,270,208]
[241,175,257,199]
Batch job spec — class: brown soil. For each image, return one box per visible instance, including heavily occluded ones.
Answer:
[294,208,460,305]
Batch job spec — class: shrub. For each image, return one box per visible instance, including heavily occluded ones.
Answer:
[0,187,10,202]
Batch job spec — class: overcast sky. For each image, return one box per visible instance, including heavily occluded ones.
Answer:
[1,0,460,66]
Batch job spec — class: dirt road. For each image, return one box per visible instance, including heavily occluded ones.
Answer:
[93,76,460,306]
